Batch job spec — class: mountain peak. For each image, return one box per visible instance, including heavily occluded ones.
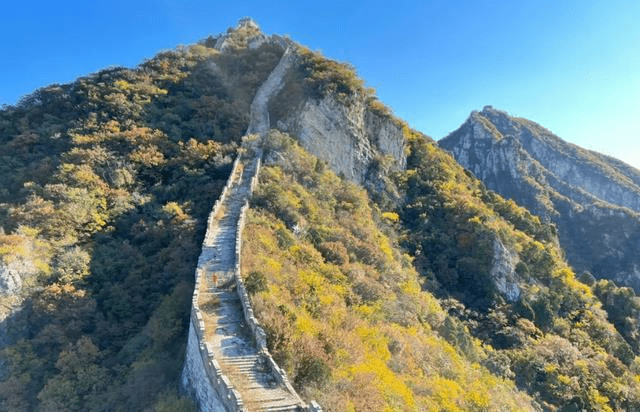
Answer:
[440,108,640,291]
[236,16,261,31]
[213,17,268,51]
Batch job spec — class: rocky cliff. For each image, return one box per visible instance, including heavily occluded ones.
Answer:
[275,93,407,185]
[440,106,640,290]
[212,19,408,190]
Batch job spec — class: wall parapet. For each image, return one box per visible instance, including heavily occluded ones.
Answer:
[183,144,249,412]
[203,153,242,247]
[234,203,303,399]
[183,41,321,411]
[186,250,247,411]
[184,144,320,411]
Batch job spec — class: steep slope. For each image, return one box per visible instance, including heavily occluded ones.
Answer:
[242,131,537,410]
[269,47,407,194]
[257,56,640,410]
[439,106,640,291]
[394,128,640,411]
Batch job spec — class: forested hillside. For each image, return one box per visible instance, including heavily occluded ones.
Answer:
[397,128,640,410]
[242,131,536,410]
[241,127,640,410]
[0,24,284,410]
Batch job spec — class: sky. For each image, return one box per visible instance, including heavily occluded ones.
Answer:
[2,1,639,169]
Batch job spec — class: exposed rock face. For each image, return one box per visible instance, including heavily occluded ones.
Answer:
[0,263,22,297]
[0,257,34,297]
[0,255,35,376]
[490,239,521,302]
[276,92,406,185]
[211,20,409,188]
[440,106,640,291]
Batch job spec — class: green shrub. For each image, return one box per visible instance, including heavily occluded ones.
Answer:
[245,271,268,295]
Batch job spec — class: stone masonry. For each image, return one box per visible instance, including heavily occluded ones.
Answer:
[181,45,321,412]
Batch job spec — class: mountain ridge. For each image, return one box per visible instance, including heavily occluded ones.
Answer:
[440,106,640,291]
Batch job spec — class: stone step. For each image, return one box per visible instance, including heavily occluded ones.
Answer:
[227,367,260,375]
[214,321,244,328]
[260,406,303,412]
[206,293,239,301]
[224,361,260,369]
[225,359,260,366]
[245,393,289,403]
[193,151,308,411]
[203,297,240,306]
[209,298,241,306]
[223,362,262,370]
[258,405,302,412]
[225,354,260,360]
[248,398,303,411]
[207,290,239,297]
[227,368,263,377]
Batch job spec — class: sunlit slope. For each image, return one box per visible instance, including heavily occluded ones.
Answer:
[241,131,536,411]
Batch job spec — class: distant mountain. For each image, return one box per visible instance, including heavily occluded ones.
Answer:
[440,106,640,290]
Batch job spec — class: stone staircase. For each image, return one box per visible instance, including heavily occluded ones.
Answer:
[197,151,305,411]
[183,43,320,412]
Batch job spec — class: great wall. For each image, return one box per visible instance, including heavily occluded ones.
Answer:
[180,45,321,411]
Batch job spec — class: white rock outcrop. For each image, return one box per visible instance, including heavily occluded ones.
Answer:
[277,93,406,184]
[490,239,521,302]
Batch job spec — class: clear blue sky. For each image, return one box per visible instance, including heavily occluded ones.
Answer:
[2,1,639,168]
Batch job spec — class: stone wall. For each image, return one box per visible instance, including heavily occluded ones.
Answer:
[182,147,321,411]
[182,149,248,412]
[232,156,305,399]
[203,154,242,247]
[183,38,321,411]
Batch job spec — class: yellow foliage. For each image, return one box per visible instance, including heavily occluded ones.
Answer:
[105,119,120,133]
[295,314,317,336]
[377,233,395,262]
[240,135,538,410]
[0,235,26,258]
[356,325,390,361]
[300,269,323,289]
[114,80,130,91]
[557,374,572,385]
[428,376,464,411]
[381,211,400,223]
[464,388,490,410]
[587,389,613,412]
[162,202,190,222]
[129,144,166,166]
[348,356,415,410]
